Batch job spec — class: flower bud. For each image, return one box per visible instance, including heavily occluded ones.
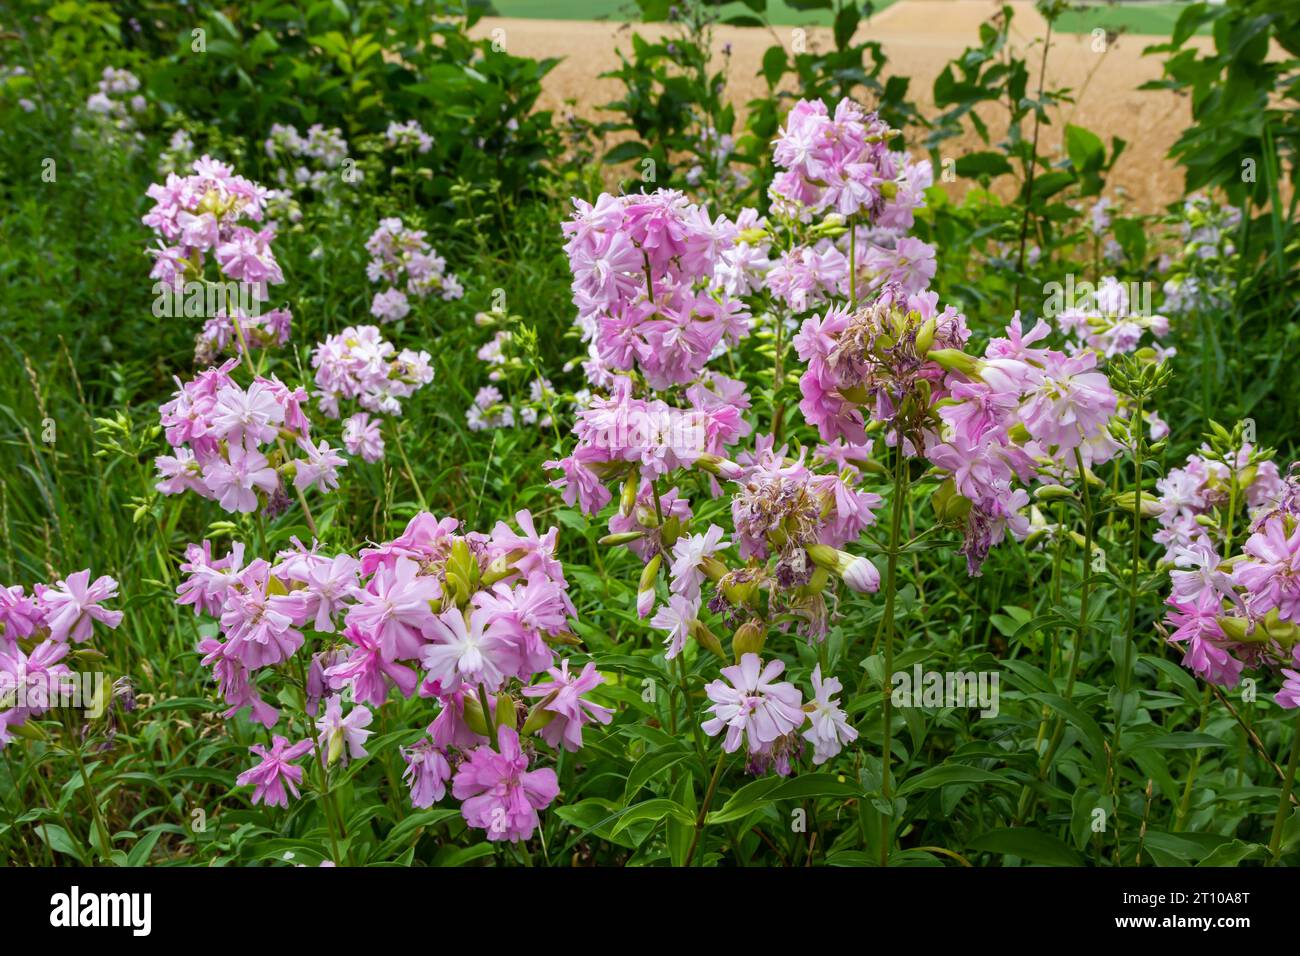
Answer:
[691,619,726,659]
[496,692,517,732]
[326,728,345,767]
[462,693,489,736]
[914,316,937,356]
[638,554,662,618]
[932,477,972,525]
[599,530,646,547]
[698,453,743,479]
[701,555,728,582]
[521,694,559,736]
[732,620,766,660]
[1033,484,1075,502]
[1216,616,1253,642]
[661,515,682,547]
[926,348,980,377]
[620,472,639,514]
[807,543,880,593]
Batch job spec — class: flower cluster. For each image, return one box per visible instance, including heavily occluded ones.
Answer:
[195,307,293,365]
[562,189,750,389]
[385,120,433,154]
[183,510,608,841]
[0,570,123,747]
[310,325,434,462]
[1153,445,1282,560]
[142,157,282,295]
[545,374,750,516]
[155,361,345,514]
[769,98,900,222]
[1052,276,1173,361]
[85,67,146,128]
[928,316,1124,572]
[703,655,856,775]
[365,217,464,322]
[794,283,970,447]
[264,123,351,191]
[1161,461,1300,707]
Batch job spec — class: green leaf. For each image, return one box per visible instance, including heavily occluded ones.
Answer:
[968,827,1084,866]
[610,798,695,837]
[955,151,1013,178]
[707,773,859,825]
[898,764,1015,796]
[34,824,86,863]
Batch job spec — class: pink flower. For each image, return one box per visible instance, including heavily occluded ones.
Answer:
[1235,516,1300,622]
[291,553,359,632]
[402,738,452,807]
[345,556,439,662]
[237,736,314,808]
[490,510,563,581]
[420,607,518,693]
[651,594,698,660]
[342,412,384,463]
[803,665,856,764]
[702,653,805,754]
[293,437,347,494]
[452,726,559,842]
[1277,669,1300,709]
[325,624,420,707]
[210,380,285,445]
[371,288,411,323]
[0,586,45,643]
[669,525,729,601]
[37,570,123,644]
[0,639,71,732]
[201,440,279,513]
[1018,351,1117,452]
[315,696,373,766]
[521,660,614,751]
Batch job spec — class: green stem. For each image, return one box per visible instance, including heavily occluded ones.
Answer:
[1268,712,1300,864]
[63,720,112,861]
[295,657,347,864]
[684,749,728,867]
[1018,449,1094,820]
[392,420,429,511]
[877,434,909,866]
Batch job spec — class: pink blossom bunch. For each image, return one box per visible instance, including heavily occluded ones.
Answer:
[85,67,146,126]
[264,123,351,192]
[766,242,850,312]
[385,120,433,153]
[1052,276,1174,360]
[924,316,1126,572]
[142,156,282,295]
[183,511,608,841]
[155,361,345,514]
[195,307,293,365]
[793,283,970,447]
[702,654,855,775]
[545,374,751,516]
[594,429,881,653]
[1152,446,1283,560]
[1161,464,1300,707]
[364,217,464,322]
[0,570,123,748]
[311,324,435,424]
[465,385,516,432]
[768,98,900,222]
[561,189,751,389]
